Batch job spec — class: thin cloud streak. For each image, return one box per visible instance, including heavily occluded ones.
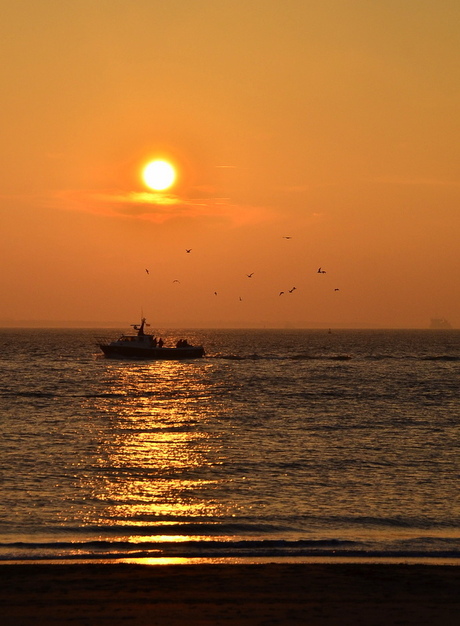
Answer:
[370,177,460,187]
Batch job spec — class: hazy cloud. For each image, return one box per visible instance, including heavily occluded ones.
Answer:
[52,188,275,225]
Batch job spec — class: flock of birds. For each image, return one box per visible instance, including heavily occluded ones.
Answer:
[144,237,341,301]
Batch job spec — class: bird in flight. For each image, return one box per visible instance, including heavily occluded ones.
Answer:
[186,249,192,253]
[334,288,340,291]
[317,267,326,274]
[288,287,296,293]
[279,291,285,296]
[173,279,180,283]
[246,272,254,278]
[282,236,292,239]
[214,291,218,296]
[145,269,150,274]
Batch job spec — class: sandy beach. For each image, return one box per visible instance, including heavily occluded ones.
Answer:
[1,562,459,625]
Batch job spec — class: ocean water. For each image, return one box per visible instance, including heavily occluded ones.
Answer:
[0,328,458,563]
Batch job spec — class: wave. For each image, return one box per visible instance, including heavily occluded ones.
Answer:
[212,353,459,362]
[215,354,352,361]
[0,390,176,400]
[1,516,459,563]
[2,391,58,398]
[1,536,459,562]
[422,355,460,361]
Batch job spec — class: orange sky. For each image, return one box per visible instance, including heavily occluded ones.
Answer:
[1,1,459,328]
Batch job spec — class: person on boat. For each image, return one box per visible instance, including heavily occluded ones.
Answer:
[151,337,157,347]
[158,338,164,348]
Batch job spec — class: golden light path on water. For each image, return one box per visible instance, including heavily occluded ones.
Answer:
[79,358,230,532]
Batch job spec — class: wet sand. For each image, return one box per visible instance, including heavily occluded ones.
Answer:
[1,562,459,625]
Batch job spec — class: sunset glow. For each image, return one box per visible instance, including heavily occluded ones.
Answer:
[0,2,459,329]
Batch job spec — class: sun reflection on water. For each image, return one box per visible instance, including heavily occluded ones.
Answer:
[79,359,229,528]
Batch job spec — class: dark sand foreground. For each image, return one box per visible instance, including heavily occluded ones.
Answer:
[1,563,459,625]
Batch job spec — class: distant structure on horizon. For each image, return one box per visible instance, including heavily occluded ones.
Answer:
[429,318,452,329]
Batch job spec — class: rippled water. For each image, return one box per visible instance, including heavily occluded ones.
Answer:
[0,328,458,561]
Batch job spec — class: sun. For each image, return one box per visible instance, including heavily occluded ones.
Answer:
[142,160,176,191]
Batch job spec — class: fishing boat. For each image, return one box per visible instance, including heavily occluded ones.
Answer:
[99,318,205,359]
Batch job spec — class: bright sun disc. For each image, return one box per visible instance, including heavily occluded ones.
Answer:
[142,160,176,191]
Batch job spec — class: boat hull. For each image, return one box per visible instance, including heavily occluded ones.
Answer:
[100,344,205,359]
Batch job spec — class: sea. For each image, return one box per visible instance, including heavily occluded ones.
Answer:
[0,328,458,564]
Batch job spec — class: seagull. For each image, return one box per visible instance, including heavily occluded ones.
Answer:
[186,249,192,253]
[173,279,180,283]
[279,291,285,296]
[317,267,326,274]
[214,291,218,296]
[288,287,296,293]
[334,288,340,291]
[145,269,150,274]
[282,236,292,239]
[246,272,254,278]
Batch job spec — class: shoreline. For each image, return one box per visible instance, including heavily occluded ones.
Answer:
[1,562,459,625]
[1,555,460,566]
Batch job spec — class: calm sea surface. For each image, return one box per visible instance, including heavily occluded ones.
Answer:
[0,328,458,562]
